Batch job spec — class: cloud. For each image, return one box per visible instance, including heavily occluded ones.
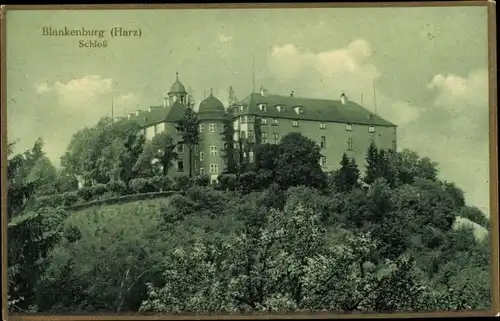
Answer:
[35,82,52,94]
[22,76,144,167]
[219,34,233,44]
[37,75,114,105]
[54,75,113,104]
[428,69,488,111]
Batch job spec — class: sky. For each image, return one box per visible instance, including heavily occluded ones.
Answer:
[5,6,492,215]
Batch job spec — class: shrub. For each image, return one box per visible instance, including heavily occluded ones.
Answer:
[150,176,173,192]
[172,173,193,191]
[106,180,128,196]
[36,194,64,208]
[92,184,107,199]
[129,178,156,194]
[236,171,257,193]
[160,194,197,223]
[185,185,229,216]
[77,186,94,201]
[194,174,210,187]
[217,173,237,191]
[61,191,80,207]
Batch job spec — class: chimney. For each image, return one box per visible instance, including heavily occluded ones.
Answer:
[340,92,348,105]
[164,97,168,108]
[290,91,295,97]
[260,86,264,96]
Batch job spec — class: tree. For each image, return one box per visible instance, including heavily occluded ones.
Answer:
[274,133,327,190]
[221,117,237,174]
[134,132,177,177]
[396,149,438,184]
[61,118,143,185]
[140,203,430,313]
[364,142,381,185]
[176,100,200,178]
[333,153,360,193]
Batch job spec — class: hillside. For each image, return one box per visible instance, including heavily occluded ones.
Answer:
[7,128,491,314]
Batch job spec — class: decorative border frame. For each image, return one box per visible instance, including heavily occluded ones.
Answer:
[1,2,497,319]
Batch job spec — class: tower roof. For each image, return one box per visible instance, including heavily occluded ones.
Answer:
[168,72,187,95]
[199,89,225,113]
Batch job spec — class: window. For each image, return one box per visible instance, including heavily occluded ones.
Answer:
[210,164,219,174]
[200,167,205,175]
[223,142,228,149]
[199,124,204,133]
[241,116,247,123]
[262,132,268,139]
[209,123,217,132]
[320,136,326,149]
[247,116,255,123]
[320,156,327,167]
[248,130,254,138]
[369,126,375,133]
[392,140,397,150]
[347,138,353,151]
[194,145,199,155]
[262,132,268,144]
[272,118,279,126]
[320,122,326,129]
[222,124,228,132]
[346,124,353,131]
[177,160,184,172]
[177,143,184,153]
[210,146,218,156]
[260,117,268,125]
[258,103,267,112]
[273,133,279,144]
[240,130,246,139]
[276,105,285,112]
[292,120,299,127]
[200,152,204,161]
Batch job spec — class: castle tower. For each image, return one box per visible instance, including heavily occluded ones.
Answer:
[197,89,227,183]
[167,72,188,106]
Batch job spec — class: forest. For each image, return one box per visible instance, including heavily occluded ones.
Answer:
[6,107,491,314]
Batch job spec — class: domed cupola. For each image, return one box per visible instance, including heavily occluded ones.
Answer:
[198,89,226,120]
[199,90,225,112]
[168,72,187,95]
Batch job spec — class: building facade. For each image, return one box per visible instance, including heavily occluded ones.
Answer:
[127,74,397,180]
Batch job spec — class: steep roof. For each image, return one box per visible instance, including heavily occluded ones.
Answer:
[128,100,186,127]
[233,93,396,127]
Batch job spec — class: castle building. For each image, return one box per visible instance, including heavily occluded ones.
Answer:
[126,73,397,182]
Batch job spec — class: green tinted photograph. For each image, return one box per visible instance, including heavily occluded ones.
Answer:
[4,4,494,316]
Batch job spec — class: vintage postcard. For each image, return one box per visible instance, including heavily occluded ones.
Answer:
[1,2,497,319]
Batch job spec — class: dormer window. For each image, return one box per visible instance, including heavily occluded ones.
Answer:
[346,124,353,131]
[276,105,286,113]
[258,103,267,112]
[239,105,244,112]
[294,106,304,115]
